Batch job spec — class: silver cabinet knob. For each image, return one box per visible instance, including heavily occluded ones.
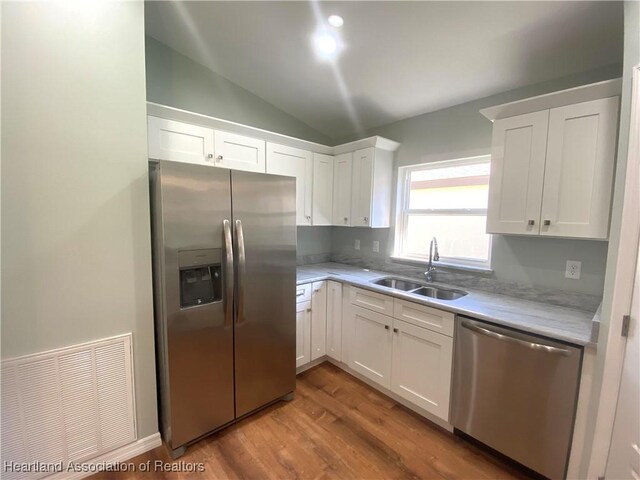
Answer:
[363,216,368,224]
[528,220,535,226]
[207,154,213,159]
[306,308,311,313]
[384,325,390,330]
[393,328,398,333]
[543,220,551,226]
[217,155,223,161]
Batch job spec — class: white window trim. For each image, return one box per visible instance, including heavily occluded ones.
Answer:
[393,155,493,271]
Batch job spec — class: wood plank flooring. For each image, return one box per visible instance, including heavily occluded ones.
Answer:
[91,363,531,479]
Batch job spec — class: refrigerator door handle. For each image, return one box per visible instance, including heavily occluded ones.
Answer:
[223,219,234,328]
[235,219,246,324]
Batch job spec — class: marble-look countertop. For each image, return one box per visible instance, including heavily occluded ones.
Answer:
[297,262,598,347]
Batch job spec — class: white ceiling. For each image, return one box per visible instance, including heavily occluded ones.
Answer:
[145,1,623,139]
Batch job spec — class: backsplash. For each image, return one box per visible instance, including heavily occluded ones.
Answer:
[330,253,602,313]
[297,226,332,265]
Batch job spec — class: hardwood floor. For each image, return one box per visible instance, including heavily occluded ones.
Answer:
[92,363,531,479]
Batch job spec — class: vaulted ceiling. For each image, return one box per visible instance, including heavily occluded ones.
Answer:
[145,1,623,139]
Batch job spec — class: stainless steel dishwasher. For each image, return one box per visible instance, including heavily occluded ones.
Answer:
[451,316,582,480]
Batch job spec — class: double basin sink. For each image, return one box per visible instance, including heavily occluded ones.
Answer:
[372,277,468,301]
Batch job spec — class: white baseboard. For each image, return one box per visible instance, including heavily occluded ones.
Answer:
[46,433,162,480]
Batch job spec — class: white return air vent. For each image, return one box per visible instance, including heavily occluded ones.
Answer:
[1,334,136,479]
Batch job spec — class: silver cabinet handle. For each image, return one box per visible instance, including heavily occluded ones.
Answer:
[344,217,348,223]
[207,153,214,159]
[363,217,368,223]
[528,220,535,226]
[217,155,223,161]
[384,325,390,330]
[543,220,551,226]
[306,308,312,313]
[393,328,398,333]
[235,219,246,325]
[222,219,234,328]
[296,291,305,297]
[461,320,571,356]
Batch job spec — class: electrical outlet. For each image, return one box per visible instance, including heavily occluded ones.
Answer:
[354,239,360,250]
[372,241,380,253]
[565,260,582,279]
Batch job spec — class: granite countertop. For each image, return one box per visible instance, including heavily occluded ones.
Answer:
[297,262,598,347]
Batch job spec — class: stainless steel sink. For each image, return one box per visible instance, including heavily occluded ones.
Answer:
[373,277,423,291]
[412,286,468,300]
[372,277,468,300]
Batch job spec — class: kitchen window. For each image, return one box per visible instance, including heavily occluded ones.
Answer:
[394,156,492,270]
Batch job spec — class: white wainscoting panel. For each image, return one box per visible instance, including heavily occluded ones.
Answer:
[1,334,136,479]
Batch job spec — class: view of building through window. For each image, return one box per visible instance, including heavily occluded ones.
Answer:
[397,157,492,268]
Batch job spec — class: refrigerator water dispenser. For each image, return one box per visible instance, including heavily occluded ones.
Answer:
[178,249,222,308]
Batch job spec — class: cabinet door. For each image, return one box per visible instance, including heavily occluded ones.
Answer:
[540,97,619,239]
[349,304,392,389]
[296,301,311,368]
[351,147,375,227]
[312,154,334,226]
[266,143,312,226]
[311,281,327,361]
[391,319,453,421]
[332,153,353,226]
[148,116,215,166]
[486,111,549,235]
[326,281,343,361]
[213,131,265,173]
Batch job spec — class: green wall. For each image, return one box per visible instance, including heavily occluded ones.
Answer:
[145,36,330,144]
[2,3,158,438]
[327,64,621,295]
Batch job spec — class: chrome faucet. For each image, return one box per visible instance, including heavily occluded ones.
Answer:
[425,237,440,282]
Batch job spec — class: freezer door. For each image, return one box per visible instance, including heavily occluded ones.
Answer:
[232,171,296,417]
[154,161,235,449]
[451,317,582,479]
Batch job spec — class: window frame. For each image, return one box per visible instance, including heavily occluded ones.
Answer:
[393,155,493,271]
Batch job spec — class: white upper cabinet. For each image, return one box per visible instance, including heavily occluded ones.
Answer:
[213,131,265,173]
[540,97,618,239]
[486,96,619,239]
[332,153,353,226]
[350,147,394,228]
[266,143,313,226]
[148,117,215,166]
[487,111,549,235]
[312,153,334,226]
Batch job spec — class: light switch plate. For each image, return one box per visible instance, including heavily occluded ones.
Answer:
[372,241,380,253]
[565,260,582,279]
[354,239,360,250]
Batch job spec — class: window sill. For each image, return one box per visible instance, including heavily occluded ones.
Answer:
[389,255,494,274]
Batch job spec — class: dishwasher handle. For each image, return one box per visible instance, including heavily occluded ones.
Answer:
[460,320,572,356]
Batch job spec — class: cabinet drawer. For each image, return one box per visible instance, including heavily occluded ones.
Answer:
[296,283,312,303]
[393,299,455,337]
[349,287,394,316]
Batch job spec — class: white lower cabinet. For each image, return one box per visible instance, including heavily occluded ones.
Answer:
[326,281,343,361]
[391,319,453,420]
[348,305,393,389]
[296,301,311,368]
[311,281,327,361]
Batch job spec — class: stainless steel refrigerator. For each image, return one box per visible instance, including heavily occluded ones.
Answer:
[149,161,296,457]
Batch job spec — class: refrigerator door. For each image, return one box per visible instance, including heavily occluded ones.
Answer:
[232,171,296,417]
[154,161,235,449]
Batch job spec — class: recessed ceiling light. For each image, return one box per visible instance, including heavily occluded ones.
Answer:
[313,31,339,58]
[328,15,344,28]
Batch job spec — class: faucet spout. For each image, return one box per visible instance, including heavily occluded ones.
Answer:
[425,237,440,282]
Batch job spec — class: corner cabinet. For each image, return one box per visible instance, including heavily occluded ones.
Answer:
[487,96,619,239]
[266,143,313,226]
